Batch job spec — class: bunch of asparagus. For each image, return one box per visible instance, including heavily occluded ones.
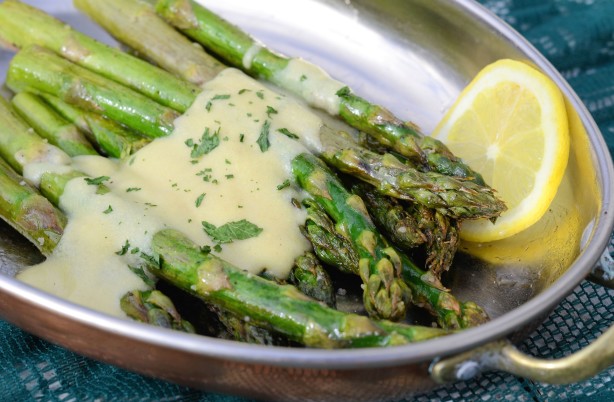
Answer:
[0,0,504,347]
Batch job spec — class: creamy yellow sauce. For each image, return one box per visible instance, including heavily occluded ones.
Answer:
[271,58,346,116]
[18,68,324,317]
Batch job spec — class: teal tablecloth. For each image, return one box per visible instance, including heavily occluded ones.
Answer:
[1,0,613,400]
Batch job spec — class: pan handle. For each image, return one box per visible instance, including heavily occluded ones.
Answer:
[430,324,614,384]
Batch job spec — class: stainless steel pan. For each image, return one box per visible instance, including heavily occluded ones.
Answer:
[0,1,613,401]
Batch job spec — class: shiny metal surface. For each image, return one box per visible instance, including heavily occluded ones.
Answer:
[0,0,613,400]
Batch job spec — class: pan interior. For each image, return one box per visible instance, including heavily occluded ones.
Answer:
[0,0,605,339]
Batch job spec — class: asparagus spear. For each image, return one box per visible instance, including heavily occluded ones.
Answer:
[301,199,360,275]
[0,157,65,256]
[319,127,506,220]
[0,0,199,112]
[7,45,180,139]
[151,0,485,183]
[292,153,488,329]
[41,94,149,159]
[353,183,460,276]
[150,228,451,347]
[292,152,412,321]
[120,289,195,333]
[351,182,427,251]
[11,92,98,157]
[289,251,336,308]
[72,0,225,87]
[0,96,71,175]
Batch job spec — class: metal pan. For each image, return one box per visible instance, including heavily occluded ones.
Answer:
[0,0,613,400]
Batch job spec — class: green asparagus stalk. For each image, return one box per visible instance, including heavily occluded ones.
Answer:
[0,157,65,256]
[292,153,411,321]
[292,153,488,329]
[409,203,460,278]
[0,0,199,112]
[6,45,180,139]
[289,252,336,308]
[301,199,360,275]
[73,0,225,87]
[353,183,460,276]
[41,94,149,159]
[152,0,485,183]
[120,289,195,333]
[150,228,451,347]
[319,127,506,220]
[351,182,427,250]
[11,92,98,157]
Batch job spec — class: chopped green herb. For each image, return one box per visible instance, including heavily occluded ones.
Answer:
[266,105,278,118]
[257,120,271,152]
[238,88,250,95]
[277,128,299,139]
[130,247,140,254]
[225,159,232,164]
[300,74,308,82]
[140,252,158,267]
[256,90,265,99]
[126,187,141,192]
[195,193,206,207]
[128,265,156,287]
[239,133,245,142]
[201,219,263,244]
[116,239,130,256]
[189,127,220,158]
[205,94,231,111]
[185,138,194,147]
[84,176,110,186]
[103,205,113,214]
[225,174,234,179]
[213,244,223,253]
[276,179,291,190]
[200,245,212,254]
[336,86,351,97]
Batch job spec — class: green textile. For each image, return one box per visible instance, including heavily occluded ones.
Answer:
[0,0,613,401]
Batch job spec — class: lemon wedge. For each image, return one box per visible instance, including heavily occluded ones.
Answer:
[432,59,570,242]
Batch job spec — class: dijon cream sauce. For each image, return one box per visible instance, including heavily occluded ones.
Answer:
[272,58,346,116]
[18,68,323,317]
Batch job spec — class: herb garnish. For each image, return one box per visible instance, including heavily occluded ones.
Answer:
[276,179,291,190]
[195,193,206,207]
[103,205,113,214]
[206,94,231,111]
[188,127,220,158]
[277,128,299,139]
[257,120,271,152]
[266,106,278,118]
[85,176,110,186]
[201,219,263,244]
[128,265,156,287]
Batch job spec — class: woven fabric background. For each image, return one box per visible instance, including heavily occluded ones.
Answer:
[1,0,613,401]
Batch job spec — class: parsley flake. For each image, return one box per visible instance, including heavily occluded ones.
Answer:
[84,176,110,186]
[276,179,291,190]
[257,120,271,152]
[277,128,299,139]
[103,205,113,214]
[195,193,206,207]
[201,219,263,244]
[188,127,220,158]
[266,105,278,118]
[116,240,131,256]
